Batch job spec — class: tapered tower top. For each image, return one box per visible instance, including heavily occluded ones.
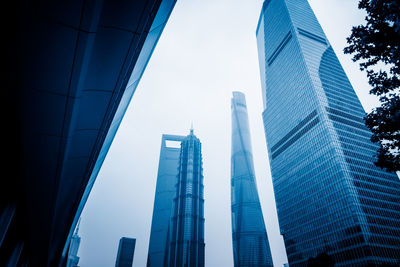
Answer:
[232,91,247,107]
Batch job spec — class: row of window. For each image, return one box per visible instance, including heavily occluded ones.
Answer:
[268,31,293,66]
[332,245,378,264]
[325,91,361,110]
[366,216,400,231]
[368,245,400,260]
[345,157,376,170]
[354,180,399,197]
[329,102,365,118]
[272,117,320,159]
[275,157,343,216]
[328,98,364,116]
[350,165,397,182]
[352,173,400,189]
[329,113,367,132]
[341,138,380,155]
[362,206,398,221]
[271,109,318,153]
[271,125,332,178]
[369,225,400,238]
[323,82,360,104]
[291,242,400,266]
[322,81,360,103]
[370,235,400,248]
[318,69,354,94]
[359,196,400,213]
[297,27,327,45]
[332,120,371,139]
[357,187,400,204]
[336,234,365,251]
[326,107,365,125]
[342,149,375,165]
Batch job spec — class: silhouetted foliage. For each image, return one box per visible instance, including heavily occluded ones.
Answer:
[344,0,400,172]
[307,252,335,267]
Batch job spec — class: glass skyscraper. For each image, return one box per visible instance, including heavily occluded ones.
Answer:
[66,219,81,267]
[230,91,273,267]
[148,131,205,267]
[168,129,205,267]
[148,134,186,267]
[256,0,400,266]
[115,237,136,267]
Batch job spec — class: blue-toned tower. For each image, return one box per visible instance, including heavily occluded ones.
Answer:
[168,129,205,267]
[66,219,81,267]
[256,0,400,266]
[147,134,186,267]
[230,91,273,267]
[115,237,136,267]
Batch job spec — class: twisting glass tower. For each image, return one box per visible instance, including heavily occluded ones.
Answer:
[230,91,273,267]
[256,0,400,266]
[168,129,205,267]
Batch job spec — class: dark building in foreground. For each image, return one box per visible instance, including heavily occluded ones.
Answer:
[230,91,273,267]
[256,0,400,266]
[147,130,204,267]
[115,237,136,267]
[2,0,177,266]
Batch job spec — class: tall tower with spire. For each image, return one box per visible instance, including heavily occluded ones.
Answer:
[148,129,204,267]
[168,128,205,267]
[66,218,81,267]
[230,91,273,267]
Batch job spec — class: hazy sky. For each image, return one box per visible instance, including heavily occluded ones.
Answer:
[77,1,373,266]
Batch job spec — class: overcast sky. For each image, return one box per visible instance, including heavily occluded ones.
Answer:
[77,1,372,266]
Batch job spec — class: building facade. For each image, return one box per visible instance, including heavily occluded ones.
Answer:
[147,135,186,267]
[115,237,136,267]
[256,0,400,266]
[230,91,274,267]
[3,0,177,266]
[168,129,205,267]
[66,220,81,267]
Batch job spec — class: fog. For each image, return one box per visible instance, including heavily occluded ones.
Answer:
[77,1,371,266]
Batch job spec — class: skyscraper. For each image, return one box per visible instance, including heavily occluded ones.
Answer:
[230,91,273,267]
[148,131,204,267]
[256,0,400,266]
[66,219,81,267]
[168,129,205,267]
[148,134,186,267]
[115,237,136,267]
